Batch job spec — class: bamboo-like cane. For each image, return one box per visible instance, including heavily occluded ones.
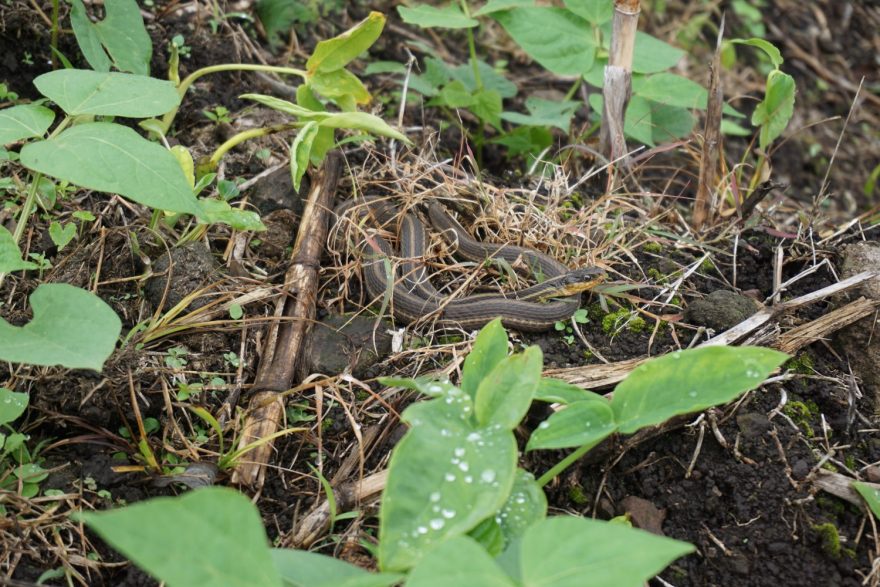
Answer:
[599,0,639,165]
[230,152,342,488]
[693,16,726,231]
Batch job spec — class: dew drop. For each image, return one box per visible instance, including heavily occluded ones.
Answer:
[430,492,441,502]
[481,469,496,483]
[429,519,445,530]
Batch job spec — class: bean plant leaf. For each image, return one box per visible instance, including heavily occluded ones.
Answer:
[527,399,617,451]
[398,4,479,29]
[495,8,596,76]
[0,104,54,144]
[308,68,371,105]
[20,123,204,217]
[79,487,283,587]
[307,11,385,74]
[517,516,695,586]
[631,31,685,74]
[474,0,535,16]
[316,111,409,143]
[732,38,784,69]
[406,536,516,587]
[631,72,708,110]
[472,88,504,130]
[196,199,266,232]
[588,94,653,145]
[34,70,180,118]
[379,389,517,571]
[0,284,121,371]
[611,346,788,435]
[461,318,508,400]
[0,226,38,272]
[501,97,580,132]
[534,377,602,404]
[853,482,880,521]
[0,388,28,425]
[270,549,403,587]
[475,346,542,429]
[564,0,613,24]
[650,102,696,144]
[450,60,518,99]
[48,222,76,252]
[69,0,152,75]
[496,470,546,543]
[290,122,319,191]
[752,70,796,150]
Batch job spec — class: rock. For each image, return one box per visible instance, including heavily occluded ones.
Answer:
[684,290,760,331]
[249,165,306,216]
[620,495,666,535]
[736,412,772,439]
[835,243,880,408]
[144,242,220,312]
[304,314,393,377]
[259,208,299,260]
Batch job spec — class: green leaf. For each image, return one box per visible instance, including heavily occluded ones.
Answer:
[69,0,152,75]
[34,70,180,118]
[407,536,516,587]
[307,11,385,74]
[433,80,476,109]
[752,70,796,150]
[490,126,552,158]
[611,346,789,435]
[379,390,517,571]
[0,104,54,144]
[450,61,518,99]
[495,8,596,76]
[853,482,880,521]
[0,284,121,371]
[290,122,318,191]
[242,93,325,119]
[632,72,708,110]
[468,517,506,556]
[631,31,685,74]
[475,346,542,429]
[472,88,503,129]
[20,123,204,217]
[398,4,479,29]
[0,226,38,272]
[316,111,409,143]
[461,318,509,400]
[308,68,371,105]
[534,377,601,404]
[588,94,653,145]
[0,388,28,425]
[527,399,617,450]
[48,222,76,252]
[197,199,266,232]
[254,0,304,48]
[270,549,403,587]
[650,102,696,143]
[564,0,613,24]
[732,38,783,69]
[496,470,546,543]
[474,0,535,17]
[500,97,580,131]
[517,516,695,586]
[80,488,282,587]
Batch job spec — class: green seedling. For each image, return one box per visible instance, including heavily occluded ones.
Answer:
[393,0,745,161]
[0,388,48,505]
[554,307,590,345]
[202,105,232,124]
[79,320,786,586]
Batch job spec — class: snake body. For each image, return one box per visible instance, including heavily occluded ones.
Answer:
[335,198,604,332]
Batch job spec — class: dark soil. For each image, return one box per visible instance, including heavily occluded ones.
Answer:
[2,1,879,586]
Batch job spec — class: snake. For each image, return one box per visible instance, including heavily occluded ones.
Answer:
[334,197,605,332]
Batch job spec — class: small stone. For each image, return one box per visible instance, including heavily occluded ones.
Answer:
[736,412,772,439]
[145,242,219,312]
[684,290,760,331]
[620,495,666,535]
[304,314,393,377]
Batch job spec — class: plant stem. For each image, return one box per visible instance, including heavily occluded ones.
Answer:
[50,0,60,68]
[459,0,482,91]
[207,123,300,169]
[161,64,308,132]
[564,77,583,102]
[536,441,597,488]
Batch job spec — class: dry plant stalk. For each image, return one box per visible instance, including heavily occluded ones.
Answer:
[693,16,725,230]
[231,152,342,487]
[599,0,639,164]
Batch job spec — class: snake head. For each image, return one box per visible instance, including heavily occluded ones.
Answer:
[538,267,607,299]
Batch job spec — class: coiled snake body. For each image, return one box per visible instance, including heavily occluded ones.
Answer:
[335,198,604,332]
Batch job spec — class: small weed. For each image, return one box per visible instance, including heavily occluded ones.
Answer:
[554,308,590,345]
[602,309,647,335]
[641,241,663,254]
[202,106,232,125]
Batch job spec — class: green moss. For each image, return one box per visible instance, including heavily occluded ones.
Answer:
[602,309,647,334]
[845,454,857,471]
[699,257,716,272]
[785,353,815,375]
[812,523,843,559]
[641,241,663,254]
[783,400,818,437]
[567,484,590,505]
[647,267,665,282]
